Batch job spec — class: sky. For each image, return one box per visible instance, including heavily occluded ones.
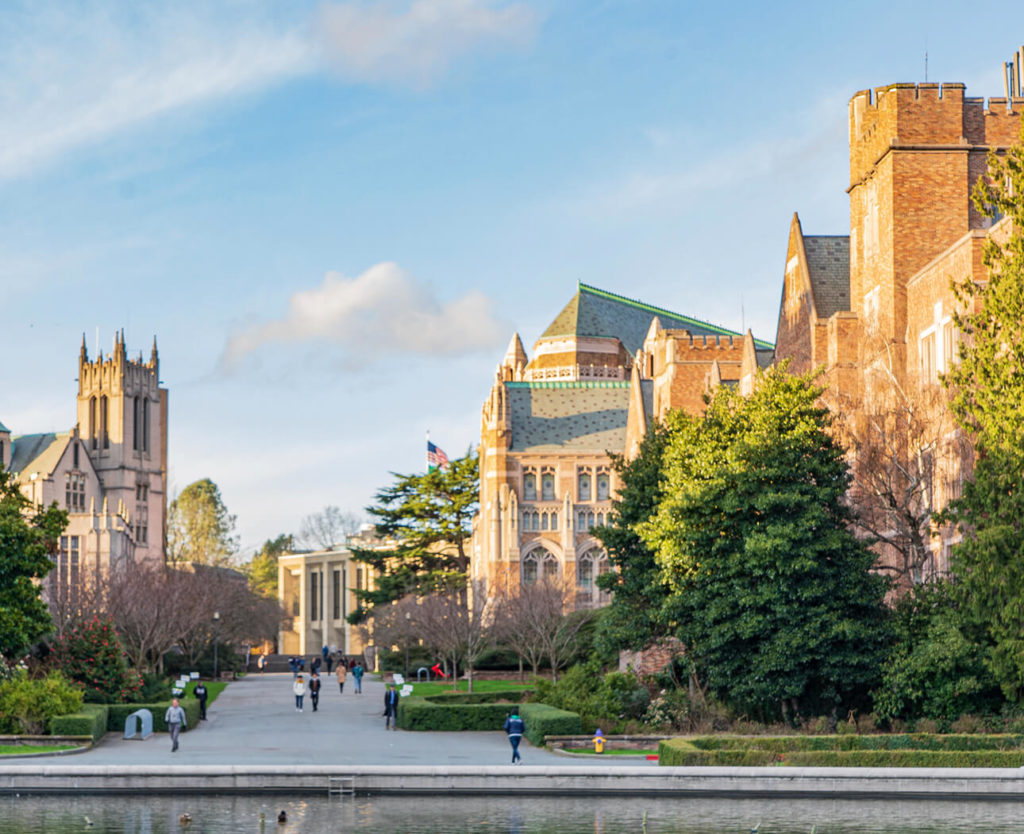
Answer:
[0,0,1013,556]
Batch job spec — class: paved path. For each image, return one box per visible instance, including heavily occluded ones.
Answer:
[75,673,655,767]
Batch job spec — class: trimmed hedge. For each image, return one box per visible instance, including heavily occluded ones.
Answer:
[396,693,581,744]
[659,735,1024,767]
[106,698,201,733]
[519,703,581,747]
[50,704,109,743]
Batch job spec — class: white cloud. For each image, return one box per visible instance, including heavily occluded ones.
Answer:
[317,0,536,87]
[221,261,508,369]
[0,3,314,179]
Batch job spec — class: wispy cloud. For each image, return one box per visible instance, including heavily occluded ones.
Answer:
[317,0,536,87]
[0,4,315,180]
[220,261,508,370]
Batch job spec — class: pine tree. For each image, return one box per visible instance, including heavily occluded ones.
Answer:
[348,452,478,622]
[641,366,890,720]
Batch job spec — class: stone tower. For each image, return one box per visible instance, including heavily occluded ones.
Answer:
[76,331,168,565]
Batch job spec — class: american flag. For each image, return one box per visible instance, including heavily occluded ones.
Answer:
[427,440,450,471]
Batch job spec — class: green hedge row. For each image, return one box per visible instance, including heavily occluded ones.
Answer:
[50,704,109,742]
[395,696,580,745]
[686,734,1024,753]
[659,735,1024,767]
[425,690,532,705]
[519,703,581,747]
[105,699,200,733]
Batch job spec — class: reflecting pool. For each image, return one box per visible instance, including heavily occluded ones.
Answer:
[2,794,1023,833]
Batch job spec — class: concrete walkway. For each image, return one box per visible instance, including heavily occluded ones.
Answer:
[73,673,651,768]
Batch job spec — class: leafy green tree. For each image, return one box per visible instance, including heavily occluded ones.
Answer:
[51,616,143,704]
[0,467,66,662]
[872,580,999,726]
[167,478,238,566]
[593,421,673,657]
[349,452,478,622]
[941,126,1024,699]
[641,366,890,721]
[245,533,293,597]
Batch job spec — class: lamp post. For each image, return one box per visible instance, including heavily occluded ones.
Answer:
[404,611,411,679]
[212,611,221,681]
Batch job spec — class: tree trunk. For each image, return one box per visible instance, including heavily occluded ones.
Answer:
[518,656,524,684]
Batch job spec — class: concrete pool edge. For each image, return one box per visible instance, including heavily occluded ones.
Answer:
[3,765,1024,799]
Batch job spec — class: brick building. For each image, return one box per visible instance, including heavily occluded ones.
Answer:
[774,79,1020,578]
[470,283,770,608]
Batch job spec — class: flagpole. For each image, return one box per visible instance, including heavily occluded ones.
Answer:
[425,429,430,472]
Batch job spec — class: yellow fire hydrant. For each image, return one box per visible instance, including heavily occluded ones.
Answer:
[592,729,605,754]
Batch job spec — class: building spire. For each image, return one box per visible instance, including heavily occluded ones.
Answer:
[150,335,159,365]
[80,333,88,363]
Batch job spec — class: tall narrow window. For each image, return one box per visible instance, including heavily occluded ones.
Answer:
[332,570,341,620]
[522,552,538,585]
[100,396,109,449]
[577,553,593,590]
[541,473,555,501]
[142,399,150,453]
[90,397,97,449]
[540,513,549,531]
[132,396,140,450]
[310,573,319,620]
[578,472,591,501]
[523,473,536,501]
[596,473,610,500]
[73,442,79,469]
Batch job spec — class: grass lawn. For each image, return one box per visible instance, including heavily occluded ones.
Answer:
[409,680,534,697]
[182,680,229,704]
[0,744,77,755]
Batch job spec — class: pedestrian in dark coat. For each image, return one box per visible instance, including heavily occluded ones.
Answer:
[194,682,209,720]
[383,684,399,730]
[504,712,525,763]
[309,671,322,712]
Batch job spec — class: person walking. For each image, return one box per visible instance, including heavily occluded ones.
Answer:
[258,652,267,674]
[288,656,297,677]
[352,662,364,694]
[336,662,347,694]
[293,675,307,712]
[321,644,329,667]
[194,682,209,721]
[326,653,334,675]
[504,711,525,764]
[383,684,399,730]
[165,698,187,752]
[309,671,322,712]
[311,656,321,675]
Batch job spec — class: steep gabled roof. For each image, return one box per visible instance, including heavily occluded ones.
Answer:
[803,236,850,319]
[9,432,70,478]
[541,283,773,354]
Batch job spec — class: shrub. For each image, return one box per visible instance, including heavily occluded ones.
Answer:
[106,698,201,733]
[530,663,647,732]
[519,703,581,746]
[50,617,143,704]
[50,704,108,742]
[0,671,83,734]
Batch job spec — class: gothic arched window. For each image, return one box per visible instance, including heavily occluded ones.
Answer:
[578,472,591,501]
[523,473,536,501]
[596,472,610,500]
[541,472,555,501]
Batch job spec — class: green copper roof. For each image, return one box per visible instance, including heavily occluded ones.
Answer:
[0,419,9,433]
[540,282,774,353]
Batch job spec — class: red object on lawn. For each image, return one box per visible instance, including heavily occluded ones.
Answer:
[430,663,447,679]
[646,755,659,761]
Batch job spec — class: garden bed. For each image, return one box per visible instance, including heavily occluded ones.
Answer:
[659,734,1024,767]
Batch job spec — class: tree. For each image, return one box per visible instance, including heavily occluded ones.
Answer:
[415,581,493,692]
[828,335,966,584]
[641,366,890,721]
[106,566,194,672]
[167,478,238,566]
[592,421,674,656]
[245,533,294,598]
[0,467,66,662]
[298,507,362,550]
[349,452,478,622]
[51,616,143,704]
[941,126,1024,699]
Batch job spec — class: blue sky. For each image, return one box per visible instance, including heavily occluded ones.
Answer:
[0,0,1011,554]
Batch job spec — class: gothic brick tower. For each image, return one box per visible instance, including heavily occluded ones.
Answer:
[76,331,168,565]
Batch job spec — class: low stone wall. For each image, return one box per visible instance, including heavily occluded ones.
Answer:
[3,765,1024,799]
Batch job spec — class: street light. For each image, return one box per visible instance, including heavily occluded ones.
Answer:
[212,611,221,681]
[404,611,411,679]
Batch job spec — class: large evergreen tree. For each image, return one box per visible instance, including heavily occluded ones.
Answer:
[167,478,238,566]
[942,124,1024,698]
[641,367,889,720]
[593,421,673,656]
[0,467,67,662]
[349,451,478,622]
